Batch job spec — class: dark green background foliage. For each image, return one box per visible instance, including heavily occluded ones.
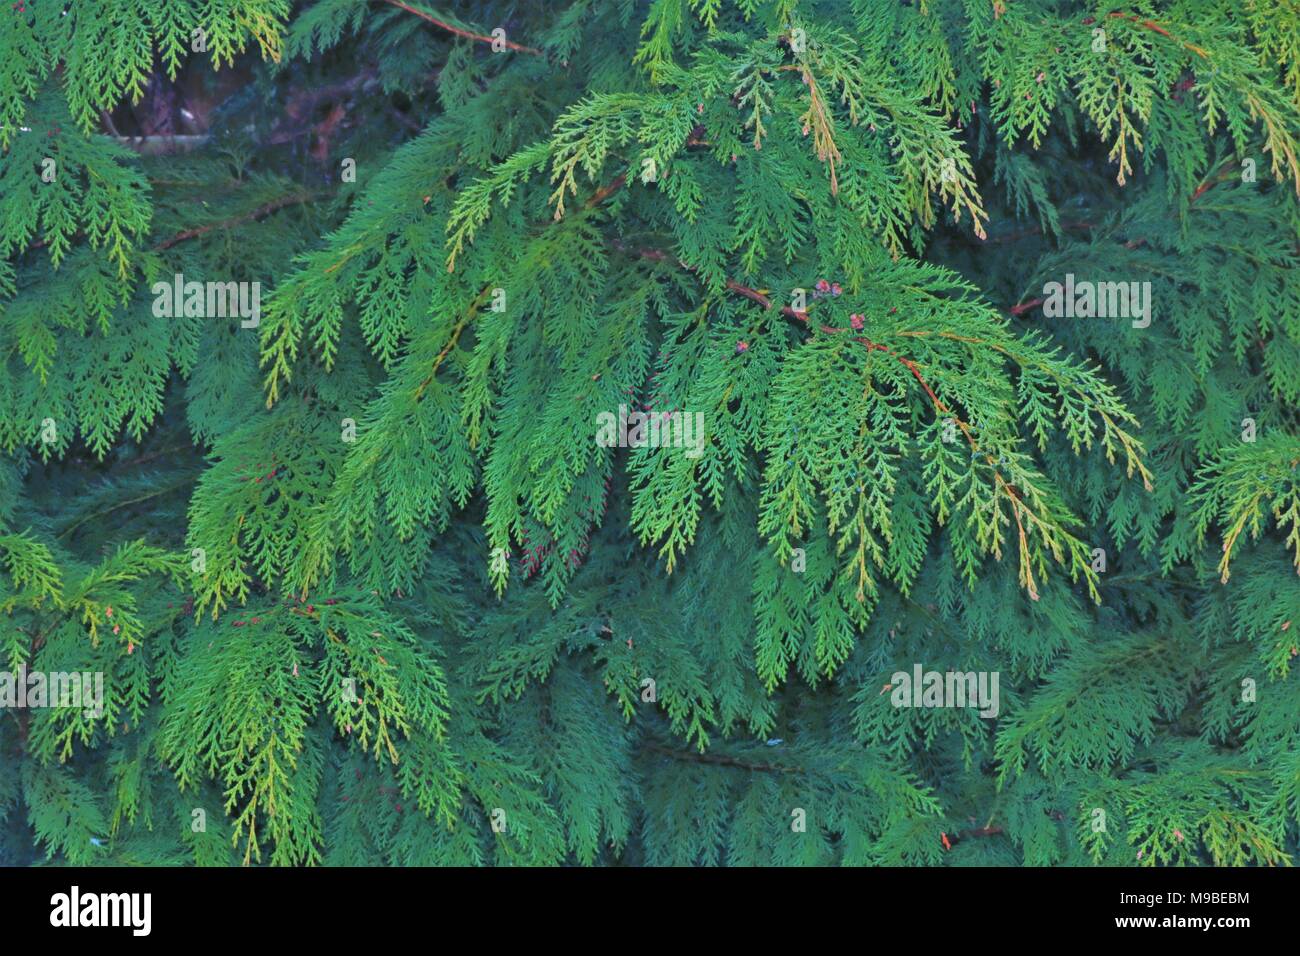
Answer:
[1,0,1298,866]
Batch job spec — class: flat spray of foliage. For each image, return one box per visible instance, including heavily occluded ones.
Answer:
[1,0,1298,866]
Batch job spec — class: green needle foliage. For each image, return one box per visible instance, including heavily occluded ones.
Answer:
[1,0,1298,867]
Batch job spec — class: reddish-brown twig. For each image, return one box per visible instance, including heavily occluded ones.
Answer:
[1009,296,1045,316]
[1105,12,1209,59]
[155,193,317,250]
[379,0,542,55]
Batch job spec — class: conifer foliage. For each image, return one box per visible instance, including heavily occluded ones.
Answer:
[1,0,1298,866]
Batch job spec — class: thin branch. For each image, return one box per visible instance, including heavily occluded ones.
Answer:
[585,173,627,208]
[1105,11,1210,59]
[947,825,1005,847]
[378,0,542,55]
[1009,296,1045,316]
[155,192,317,250]
[56,476,197,541]
[413,284,493,400]
[421,175,624,389]
[642,740,800,774]
[99,109,121,138]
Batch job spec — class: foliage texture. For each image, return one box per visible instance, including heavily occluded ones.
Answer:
[2,0,1299,866]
